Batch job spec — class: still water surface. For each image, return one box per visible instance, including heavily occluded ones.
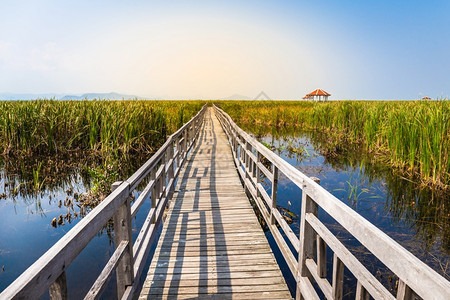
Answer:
[257,133,448,297]
[0,161,158,299]
[0,132,448,298]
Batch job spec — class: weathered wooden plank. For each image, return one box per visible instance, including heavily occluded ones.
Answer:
[168,207,254,213]
[215,104,450,299]
[316,235,327,277]
[332,253,344,300]
[173,190,248,197]
[147,277,287,291]
[84,241,128,300]
[164,209,256,217]
[150,263,282,275]
[168,205,254,212]
[162,221,260,231]
[155,248,273,258]
[306,213,393,299]
[150,256,279,269]
[157,238,269,248]
[147,270,284,283]
[141,108,290,299]
[49,271,68,300]
[155,243,272,253]
[140,290,292,299]
[356,281,371,300]
[305,258,332,300]
[170,196,250,203]
[112,185,134,299]
[130,178,155,218]
[396,280,414,300]
[142,283,290,295]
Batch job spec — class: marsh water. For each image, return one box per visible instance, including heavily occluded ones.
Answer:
[0,157,159,299]
[0,131,448,298]
[255,131,449,297]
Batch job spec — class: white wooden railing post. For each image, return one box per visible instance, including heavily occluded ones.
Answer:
[161,152,166,194]
[270,166,278,225]
[176,137,181,169]
[297,177,320,300]
[245,142,252,176]
[397,280,414,300]
[332,253,344,300]
[150,169,157,224]
[235,134,239,160]
[111,181,133,299]
[49,271,68,300]
[355,281,370,300]
[256,152,262,198]
[181,128,189,159]
[168,140,174,181]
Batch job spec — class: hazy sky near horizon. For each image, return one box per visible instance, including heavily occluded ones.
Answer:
[0,0,449,100]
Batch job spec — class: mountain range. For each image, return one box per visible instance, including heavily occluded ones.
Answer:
[0,92,256,101]
[0,92,148,101]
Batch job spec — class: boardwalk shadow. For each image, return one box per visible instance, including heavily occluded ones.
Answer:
[145,109,232,299]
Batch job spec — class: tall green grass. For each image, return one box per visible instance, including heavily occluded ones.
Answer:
[0,100,205,161]
[217,100,450,190]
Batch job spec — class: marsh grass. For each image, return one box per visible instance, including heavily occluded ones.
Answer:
[0,100,204,159]
[0,100,205,194]
[217,100,450,191]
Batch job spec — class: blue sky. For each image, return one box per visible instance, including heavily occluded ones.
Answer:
[0,0,449,99]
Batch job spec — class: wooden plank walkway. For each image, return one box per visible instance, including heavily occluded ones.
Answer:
[139,108,291,299]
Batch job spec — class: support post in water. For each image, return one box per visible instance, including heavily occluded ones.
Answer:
[396,280,414,300]
[296,176,320,300]
[256,152,262,198]
[167,140,175,195]
[183,129,187,159]
[270,166,278,225]
[111,181,134,298]
[245,142,252,178]
[150,168,157,224]
[49,271,68,300]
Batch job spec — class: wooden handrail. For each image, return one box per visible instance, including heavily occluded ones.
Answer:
[0,105,207,300]
[213,104,450,300]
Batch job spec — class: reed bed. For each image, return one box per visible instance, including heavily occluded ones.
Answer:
[0,100,205,160]
[216,100,450,191]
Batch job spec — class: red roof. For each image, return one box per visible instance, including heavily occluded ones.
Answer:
[302,95,310,99]
[422,96,431,100]
[307,89,331,96]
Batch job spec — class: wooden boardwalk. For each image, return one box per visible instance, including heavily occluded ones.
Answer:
[139,108,291,299]
[3,105,448,300]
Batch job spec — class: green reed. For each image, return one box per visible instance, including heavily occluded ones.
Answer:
[0,100,205,161]
[216,100,450,190]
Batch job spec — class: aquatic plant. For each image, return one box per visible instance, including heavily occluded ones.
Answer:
[0,100,205,160]
[216,100,450,191]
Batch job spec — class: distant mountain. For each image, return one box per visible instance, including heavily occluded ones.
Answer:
[59,92,144,100]
[0,93,65,100]
[0,92,147,101]
[221,94,252,100]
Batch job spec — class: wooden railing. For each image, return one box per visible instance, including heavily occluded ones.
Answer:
[214,105,450,300]
[0,105,207,300]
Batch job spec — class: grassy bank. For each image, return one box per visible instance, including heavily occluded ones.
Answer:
[216,100,450,191]
[0,100,205,199]
[0,100,204,160]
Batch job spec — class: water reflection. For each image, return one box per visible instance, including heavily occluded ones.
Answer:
[252,131,449,297]
[0,154,152,297]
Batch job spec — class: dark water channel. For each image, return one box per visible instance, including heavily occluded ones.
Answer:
[255,132,449,298]
[0,158,159,299]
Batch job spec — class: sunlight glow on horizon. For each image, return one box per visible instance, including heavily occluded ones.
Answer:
[0,0,449,100]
